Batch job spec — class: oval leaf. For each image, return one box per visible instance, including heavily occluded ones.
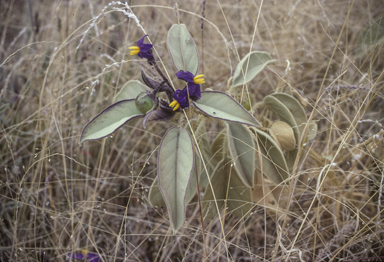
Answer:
[80,99,144,143]
[270,93,307,135]
[211,129,227,163]
[167,24,199,75]
[114,80,148,102]
[158,127,194,233]
[184,118,215,188]
[193,91,262,127]
[148,177,166,207]
[231,51,275,88]
[249,127,290,185]
[149,174,197,208]
[264,95,300,171]
[202,159,253,220]
[197,135,215,188]
[226,122,255,188]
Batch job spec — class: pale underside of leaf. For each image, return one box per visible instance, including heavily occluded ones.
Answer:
[231,51,275,88]
[202,159,253,220]
[114,80,148,102]
[158,127,194,233]
[249,127,290,185]
[148,174,197,208]
[264,95,301,171]
[226,122,255,188]
[167,24,199,75]
[183,118,215,188]
[80,99,144,143]
[270,93,307,135]
[211,129,227,163]
[193,91,261,127]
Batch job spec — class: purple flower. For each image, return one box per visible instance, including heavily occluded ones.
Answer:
[68,250,101,262]
[129,35,154,60]
[169,71,205,111]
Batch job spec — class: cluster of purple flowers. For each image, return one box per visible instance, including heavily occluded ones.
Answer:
[129,35,205,112]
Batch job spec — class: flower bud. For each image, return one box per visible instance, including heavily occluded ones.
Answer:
[269,121,296,151]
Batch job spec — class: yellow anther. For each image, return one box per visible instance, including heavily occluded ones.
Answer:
[169,100,180,111]
[129,46,140,55]
[81,249,88,255]
[193,74,205,84]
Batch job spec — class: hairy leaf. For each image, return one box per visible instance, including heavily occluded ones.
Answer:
[264,95,300,171]
[193,91,261,127]
[167,24,199,75]
[232,51,275,88]
[148,177,166,207]
[148,175,197,208]
[202,159,253,220]
[80,99,144,143]
[184,118,215,188]
[226,122,255,188]
[114,80,148,102]
[252,175,288,219]
[270,93,307,135]
[211,129,227,163]
[249,127,290,185]
[158,127,194,233]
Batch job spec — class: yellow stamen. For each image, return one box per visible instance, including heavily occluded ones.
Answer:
[193,74,205,84]
[169,100,180,111]
[129,46,140,55]
[81,249,88,255]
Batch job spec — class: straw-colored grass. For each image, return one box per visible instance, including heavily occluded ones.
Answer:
[1,0,383,261]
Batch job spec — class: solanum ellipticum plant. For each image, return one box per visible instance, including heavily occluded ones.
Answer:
[80,23,316,233]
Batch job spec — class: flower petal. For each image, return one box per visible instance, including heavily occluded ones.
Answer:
[187,83,201,100]
[173,88,189,109]
[176,71,195,83]
[136,35,148,47]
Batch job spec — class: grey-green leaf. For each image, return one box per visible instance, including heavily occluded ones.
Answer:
[231,51,275,88]
[80,99,144,143]
[193,91,261,127]
[270,93,307,135]
[167,24,199,75]
[264,95,300,171]
[249,127,290,185]
[114,80,148,102]
[158,127,194,233]
[211,129,227,163]
[148,175,197,208]
[202,159,253,220]
[226,122,255,188]
[184,118,215,188]
[197,134,215,188]
[148,177,166,207]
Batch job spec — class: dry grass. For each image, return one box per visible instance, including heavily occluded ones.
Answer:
[1,0,384,261]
